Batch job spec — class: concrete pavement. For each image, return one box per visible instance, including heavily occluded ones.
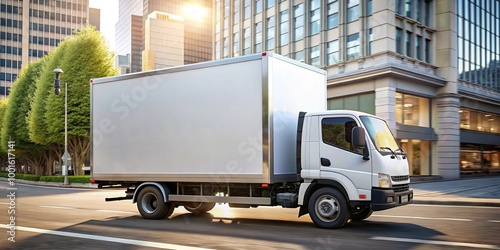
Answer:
[411,176,500,207]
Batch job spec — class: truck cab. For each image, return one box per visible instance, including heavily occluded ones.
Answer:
[297,110,413,228]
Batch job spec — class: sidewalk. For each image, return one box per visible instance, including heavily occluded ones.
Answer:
[411,176,500,207]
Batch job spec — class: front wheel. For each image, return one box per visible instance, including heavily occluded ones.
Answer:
[308,188,349,229]
[137,186,174,219]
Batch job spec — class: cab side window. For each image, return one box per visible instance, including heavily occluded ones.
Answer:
[322,117,361,154]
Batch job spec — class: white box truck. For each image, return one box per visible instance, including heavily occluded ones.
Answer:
[90,53,413,229]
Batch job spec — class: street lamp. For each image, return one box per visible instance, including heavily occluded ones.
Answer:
[53,68,70,185]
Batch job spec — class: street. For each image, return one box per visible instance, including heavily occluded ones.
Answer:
[1,181,500,250]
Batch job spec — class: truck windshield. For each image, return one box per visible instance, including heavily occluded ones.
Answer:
[360,116,399,154]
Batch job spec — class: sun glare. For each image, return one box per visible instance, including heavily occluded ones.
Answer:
[183,4,208,22]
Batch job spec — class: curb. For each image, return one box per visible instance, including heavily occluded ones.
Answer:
[0,177,98,189]
[412,200,500,207]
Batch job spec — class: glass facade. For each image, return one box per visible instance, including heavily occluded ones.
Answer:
[459,108,499,134]
[457,0,500,91]
[400,139,431,175]
[395,92,430,127]
[327,93,375,115]
[461,144,500,174]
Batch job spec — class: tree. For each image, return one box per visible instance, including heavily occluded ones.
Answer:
[44,26,118,175]
[1,60,46,174]
[0,98,9,170]
[28,41,69,174]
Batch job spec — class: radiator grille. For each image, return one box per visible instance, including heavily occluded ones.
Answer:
[391,175,409,182]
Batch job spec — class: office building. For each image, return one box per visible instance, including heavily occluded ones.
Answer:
[142,11,184,70]
[115,0,212,73]
[213,0,500,179]
[0,0,98,97]
[115,0,143,73]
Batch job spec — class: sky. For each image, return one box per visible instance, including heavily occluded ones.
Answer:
[89,0,119,51]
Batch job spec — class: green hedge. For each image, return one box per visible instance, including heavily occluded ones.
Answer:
[39,175,91,184]
[0,172,90,184]
[0,173,41,181]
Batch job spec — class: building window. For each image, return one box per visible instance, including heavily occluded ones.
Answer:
[395,92,430,127]
[326,40,339,65]
[459,108,499,134]
[223,37,229,58]
[366,0,372,16]
[400,139,431,175]
[396,28,403,54]
[243,28,251,54]
[424,38,431,63]
[347,0,360,22]
[267,0,275,9]
[460,144,500,175]
[293,3,304,41]
[267,16,275,50]
[327,0,339,29]
[310,0,320,35]
[293,50,304,62]
[234,0,240,24]
[367,28,373,55]
[406,31,412,57]
[255,0,262,14]
[233,32,239,56]
[215,40,220,59]
[346,33,360,61]
[405,0,412,18]
[310,45,320,67]
[416,35,422,60]
[255,22,262,52]
[244,0,251,20]
[327,93,375,114]
[280,10,289,46]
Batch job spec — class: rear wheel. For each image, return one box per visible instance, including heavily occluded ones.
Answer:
[137,186,174,219]
[350,207,373,221]
[184,202,216,215]
[308,188,349,229]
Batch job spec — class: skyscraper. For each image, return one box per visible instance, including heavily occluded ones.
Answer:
[0,0,98,97]
[114,0,142,73]
[115,0,213,73]
[214,0,500,179]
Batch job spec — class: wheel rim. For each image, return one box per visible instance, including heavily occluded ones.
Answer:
[141,193,158,214]
[315,194,340,222]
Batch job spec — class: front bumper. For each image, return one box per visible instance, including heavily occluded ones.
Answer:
[371,187,413,211]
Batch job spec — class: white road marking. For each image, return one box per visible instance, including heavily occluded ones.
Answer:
[95,210,134,214]
[0,224,212,250]
[410,204,500,209]
[39,205,75,210]
[488,220,500,223]
[0,202,10,205]
[371,236,500,249]
[372,214,471,221]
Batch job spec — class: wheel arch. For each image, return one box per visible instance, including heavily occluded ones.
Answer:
[132,182,170,203]
[299,179,350,217]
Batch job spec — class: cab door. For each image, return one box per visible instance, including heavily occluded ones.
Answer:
[319,115,372,193]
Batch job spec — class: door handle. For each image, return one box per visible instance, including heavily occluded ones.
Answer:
[321,158,331,167]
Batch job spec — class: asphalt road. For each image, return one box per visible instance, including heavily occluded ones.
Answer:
[1,182,500,250]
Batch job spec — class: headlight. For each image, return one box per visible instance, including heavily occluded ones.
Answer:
[378,173,392,188]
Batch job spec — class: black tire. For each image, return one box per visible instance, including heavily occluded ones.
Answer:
[184,202,216,215]
[137,186,174,219]
[308,187,350,229]
[350,207,373,221]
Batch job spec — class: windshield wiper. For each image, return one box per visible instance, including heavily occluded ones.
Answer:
[380,147,397,159]
[395,148,407,159]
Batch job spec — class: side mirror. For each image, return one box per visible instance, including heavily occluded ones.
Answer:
[352,127,366,148]
[352,127,369,160]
